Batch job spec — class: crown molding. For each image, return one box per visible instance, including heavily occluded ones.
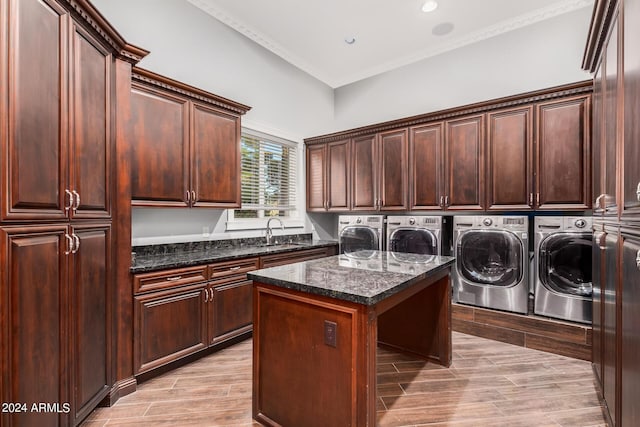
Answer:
[188,0,594,88]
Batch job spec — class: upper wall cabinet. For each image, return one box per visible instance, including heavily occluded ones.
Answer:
[535,95,591,210]
[409,123,443,210]
[1,0,114,222]
[486,106,533,211]
[306,139,350,212]
[129,68,250,208]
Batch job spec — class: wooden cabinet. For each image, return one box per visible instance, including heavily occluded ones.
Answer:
[351,134,378,211]
[591,225,605,388]
[207,258,259,345]
[130,68,249,208]
[535,95,591,210]
[444,115,485,210]
[409,123,443,210]
[2,0,112,222]
[260,246,337,268]
[0,223,111,426]
[592,64,605,214]
[486,107,533,210]
[602,225,619,426]
[305,140,350,212]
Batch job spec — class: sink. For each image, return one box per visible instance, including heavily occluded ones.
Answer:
[254,242,305,248]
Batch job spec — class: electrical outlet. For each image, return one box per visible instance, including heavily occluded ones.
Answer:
[202,226,210,237]
[324,320,337,348]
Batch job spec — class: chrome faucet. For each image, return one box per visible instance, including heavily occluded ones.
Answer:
[265,217,284,245]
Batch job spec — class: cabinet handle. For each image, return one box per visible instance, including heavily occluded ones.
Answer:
[229,266,241,271]
[209,288,214,301]
[445,195,449,207]
[636,182,640,202]
[636,250,640,269]
[327,200,331,209]
[72,190,80,211]
[536,193,540,205]
[529,193,533,206]
[166,276,182,281]
[439,196,444,207]
[595,194,604,210]
[598,232,607,250]
[191,190,196,204]
[71,233,80,254]
[204,288,209,303]
[64,234,74,255]
[64,189,73,212]
[186,191,191,203]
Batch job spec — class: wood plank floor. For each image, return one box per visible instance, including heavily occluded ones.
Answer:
[83,332,608,426]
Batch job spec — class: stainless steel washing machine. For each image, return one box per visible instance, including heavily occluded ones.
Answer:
[453,215,529,314]
[534,216,592,324]
[338,215,385,255]
[386,215,446,256]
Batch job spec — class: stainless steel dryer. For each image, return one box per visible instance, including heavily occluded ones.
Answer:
[534,216,592,324]
[338,215,385,255]
[386,215,445,256]
[453,215,529,314]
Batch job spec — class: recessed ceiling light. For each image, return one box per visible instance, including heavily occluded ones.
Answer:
[344,36,356,45]
[422,0,438,13]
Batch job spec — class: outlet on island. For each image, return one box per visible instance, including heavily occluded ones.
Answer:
[324,320,337,348]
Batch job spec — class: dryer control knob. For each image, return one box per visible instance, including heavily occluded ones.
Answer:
[356,217,362,224]
[482,218,493,226]
[575,219,586,228]
[409,218,416,225]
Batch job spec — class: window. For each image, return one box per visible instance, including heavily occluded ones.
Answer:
[227,129,300,229]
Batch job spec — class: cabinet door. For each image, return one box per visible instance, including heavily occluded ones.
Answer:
[379,129,408,211]
[620,229,640,426]
[69,224,111,425]
[603,18,619,217]
[210,279,253,344]
[536,96,591,210]
[191,103,241,207]
[592,63,605,215]
[327,139,350,211]
[445,115,485,210]
[486,107,533,211]
[306,145,327,211]
[134,284,208,374]
[2,0,68,221]
[603,227,619,427]
[592,227,605,388]
[351,134,377,211]
[409,123,443,210]
[623,0,640,220]
[130,85,189,206]
[1,225,69,427]
[68,23,112,219]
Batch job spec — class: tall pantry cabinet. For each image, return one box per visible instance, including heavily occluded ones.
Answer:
[584,0,640,425]
[0,0,146,425]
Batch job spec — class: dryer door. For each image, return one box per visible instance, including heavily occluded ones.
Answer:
[539,232,592,296]
[457,230,523,287]
[339,226,380,254]
[388,228,438,255]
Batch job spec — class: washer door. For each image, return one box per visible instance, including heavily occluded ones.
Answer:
[457,230,523,287]
[389,228,438,255]
[340,226,379,254]
[539,232,592,297]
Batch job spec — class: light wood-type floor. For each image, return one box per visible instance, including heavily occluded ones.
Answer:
[83,332,608,426]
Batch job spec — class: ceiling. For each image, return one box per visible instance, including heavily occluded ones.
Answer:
[187,0,594,88]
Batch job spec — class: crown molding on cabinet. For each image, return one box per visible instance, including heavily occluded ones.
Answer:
[582,0,620,72]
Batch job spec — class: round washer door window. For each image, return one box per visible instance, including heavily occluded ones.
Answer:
[389,228,438,255]
[457,230,523,287]
[539,232,592,296]
[340,226,379,254]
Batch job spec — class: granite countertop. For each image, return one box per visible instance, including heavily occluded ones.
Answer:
[247,250,455,306]
[130,239,338,274]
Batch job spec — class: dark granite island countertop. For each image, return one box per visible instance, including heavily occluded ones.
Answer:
[251,250,455,427]
[247,250,455,305]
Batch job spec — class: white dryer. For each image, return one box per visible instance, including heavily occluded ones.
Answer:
[338,215,385,255]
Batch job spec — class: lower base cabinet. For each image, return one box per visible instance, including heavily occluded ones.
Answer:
[621,227,640,425]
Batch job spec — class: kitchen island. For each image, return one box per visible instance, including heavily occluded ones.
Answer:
[247,251,455,427]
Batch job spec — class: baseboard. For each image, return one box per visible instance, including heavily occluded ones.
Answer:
[105,377,137,406]
[452,303,592,361]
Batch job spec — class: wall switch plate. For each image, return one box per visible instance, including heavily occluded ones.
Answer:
[324,320,337,347]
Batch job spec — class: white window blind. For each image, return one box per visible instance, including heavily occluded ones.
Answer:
[233,131,298,219]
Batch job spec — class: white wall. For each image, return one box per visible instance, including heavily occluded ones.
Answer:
[333,7,593,130]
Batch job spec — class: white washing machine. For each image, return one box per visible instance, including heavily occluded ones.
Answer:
[534,216,592,324]
[338,215,385,255]
[386,215,447,256]
[453,215,529,314]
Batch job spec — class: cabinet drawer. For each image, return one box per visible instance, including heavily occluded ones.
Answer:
[134,265,208,294]
[209,258,259,279]
[260,248,332,268]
